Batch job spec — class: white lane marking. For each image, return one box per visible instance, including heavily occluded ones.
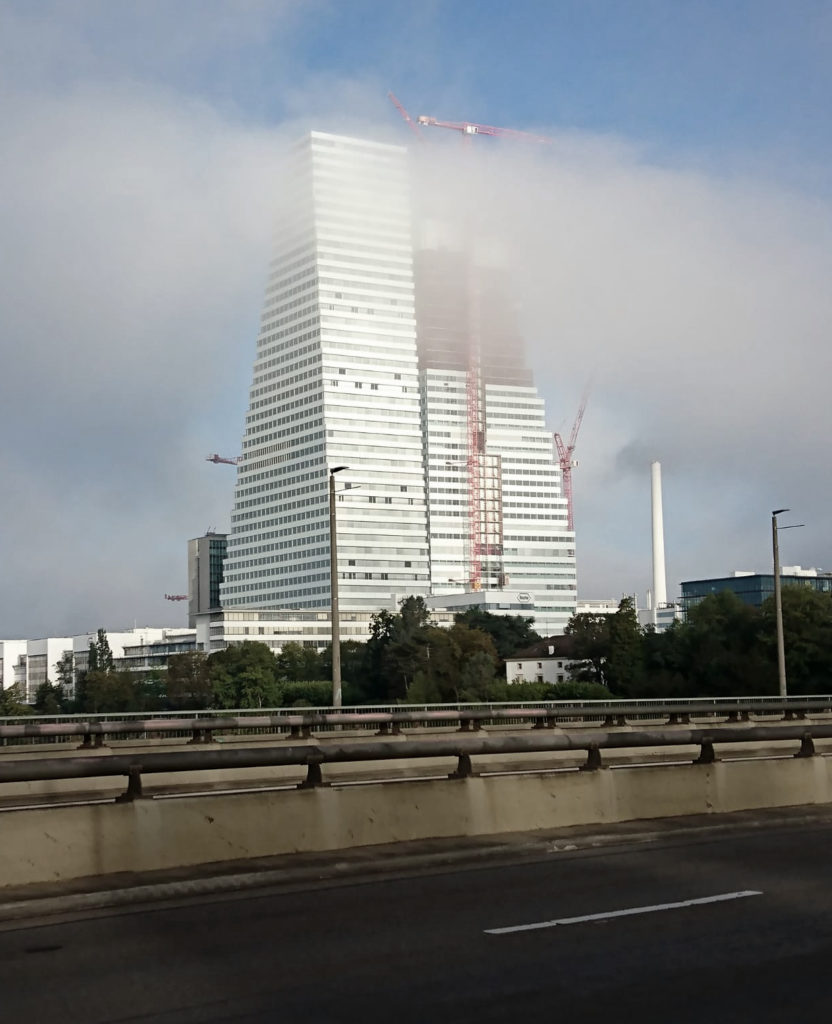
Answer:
[485,890,763,935]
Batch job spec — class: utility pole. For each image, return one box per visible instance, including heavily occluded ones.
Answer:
[771,508,788,698]
[329,466,349,707]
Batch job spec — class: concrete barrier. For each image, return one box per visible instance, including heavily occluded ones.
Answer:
[2,755,831,889]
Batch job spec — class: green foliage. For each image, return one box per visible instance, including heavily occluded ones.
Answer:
[760,586,832,694]
[605,597,646,695]
[277,679,333,708]
[78,670,137,713]
[564,612,611,685]
[166,652,212,709]
[33,681,69,714]
[276,642,324,682]
[55,651,75,691]
[549,679,614,701]
[207,641,280,709]
[453,608,540,663]
[88,629,114,673]
[0,684,32,716]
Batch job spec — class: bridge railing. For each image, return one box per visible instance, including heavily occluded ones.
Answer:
[0,722,829,801]
[2,696,832,748]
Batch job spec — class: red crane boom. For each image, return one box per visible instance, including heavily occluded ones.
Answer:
[206,453,240,466]
[164,594,188,602]
[416,114,551,144]
[389,96,552,590]
[554,387,590,533]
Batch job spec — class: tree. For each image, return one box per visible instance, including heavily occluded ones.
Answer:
[34,681,69,714]
[87,629,114,673]
[0,684,31,716]
[454,608,540,663]
[207,642,280,709]
[166,652,212,709]
[80,670,137,713]
[564,612,611,686]
[670,591,771,697]
[760,586,832,695]
[55,651,75,693]
[605,597,645,695]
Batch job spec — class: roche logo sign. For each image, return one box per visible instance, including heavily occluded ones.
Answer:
[517,592,533,603]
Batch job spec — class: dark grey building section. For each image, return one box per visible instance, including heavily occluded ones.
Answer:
[188,532,227,627]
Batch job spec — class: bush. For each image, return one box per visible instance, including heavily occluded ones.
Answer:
[277,679,333,708]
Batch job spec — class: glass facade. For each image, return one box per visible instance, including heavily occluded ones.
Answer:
[681,573,832,611]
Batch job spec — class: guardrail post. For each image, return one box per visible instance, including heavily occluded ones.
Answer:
[795,733,816,758]
[694,738,717,764]
[449,753,475,779]
[391,721,402,736]
[77,734,93,750]
[375,722,391,736]
[580,744,604,772]
[615,714,627,727]
[93,733,106,749]
[457,720,471,733]
[115,767,144,803]
[189,729,203,745]
[297,762,327,789]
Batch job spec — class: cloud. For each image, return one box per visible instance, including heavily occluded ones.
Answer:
[2,3,830,638]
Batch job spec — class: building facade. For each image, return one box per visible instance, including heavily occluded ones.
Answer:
[681,567,832,612]
[188,532,228,626]
[217,131,577,638]
[0,628,196,703]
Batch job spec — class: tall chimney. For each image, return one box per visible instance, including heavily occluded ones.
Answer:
[651,461,667,622]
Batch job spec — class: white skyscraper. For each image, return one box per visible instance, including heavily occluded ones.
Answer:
[220,132,431,613]
[219,131,576,635]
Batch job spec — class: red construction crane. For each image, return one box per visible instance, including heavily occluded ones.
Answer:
[206,453,240,466]
[387,92,423,138]
[389,96,552,590]
[164,594,188,602]
[554,388,590,533]
[393,99,549,593]
[415,114,551,144]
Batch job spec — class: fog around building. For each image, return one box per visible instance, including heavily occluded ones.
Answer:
[1,2,830,637]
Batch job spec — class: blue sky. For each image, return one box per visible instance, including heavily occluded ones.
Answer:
[1,0,831,637]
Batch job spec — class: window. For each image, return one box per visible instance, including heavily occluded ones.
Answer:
[355,382,363,389]
[400,485,407,492]
[339,367,346,375]
[371,383,379,390]
[404,561,411,568]
[348,559,355,566]
[394,373,401,380]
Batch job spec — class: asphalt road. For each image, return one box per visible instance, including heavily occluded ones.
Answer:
[2,818,832,1023]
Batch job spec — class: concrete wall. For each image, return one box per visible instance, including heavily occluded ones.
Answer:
[2,755,831,889]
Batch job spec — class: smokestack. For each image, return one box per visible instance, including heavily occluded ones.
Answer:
[651,461,667,620]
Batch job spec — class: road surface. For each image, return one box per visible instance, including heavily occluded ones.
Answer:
[2,814,831,1022]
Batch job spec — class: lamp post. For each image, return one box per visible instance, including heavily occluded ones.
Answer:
[329,466,349,707]
[771,508,805,699]
[771,509,788,698]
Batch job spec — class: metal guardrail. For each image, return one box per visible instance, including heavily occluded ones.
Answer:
[1,723,828,802]
[2,696,831,747]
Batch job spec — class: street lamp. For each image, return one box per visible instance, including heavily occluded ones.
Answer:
[329,466,349,707]
[771,508,805,699]
[771,509,788,698]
